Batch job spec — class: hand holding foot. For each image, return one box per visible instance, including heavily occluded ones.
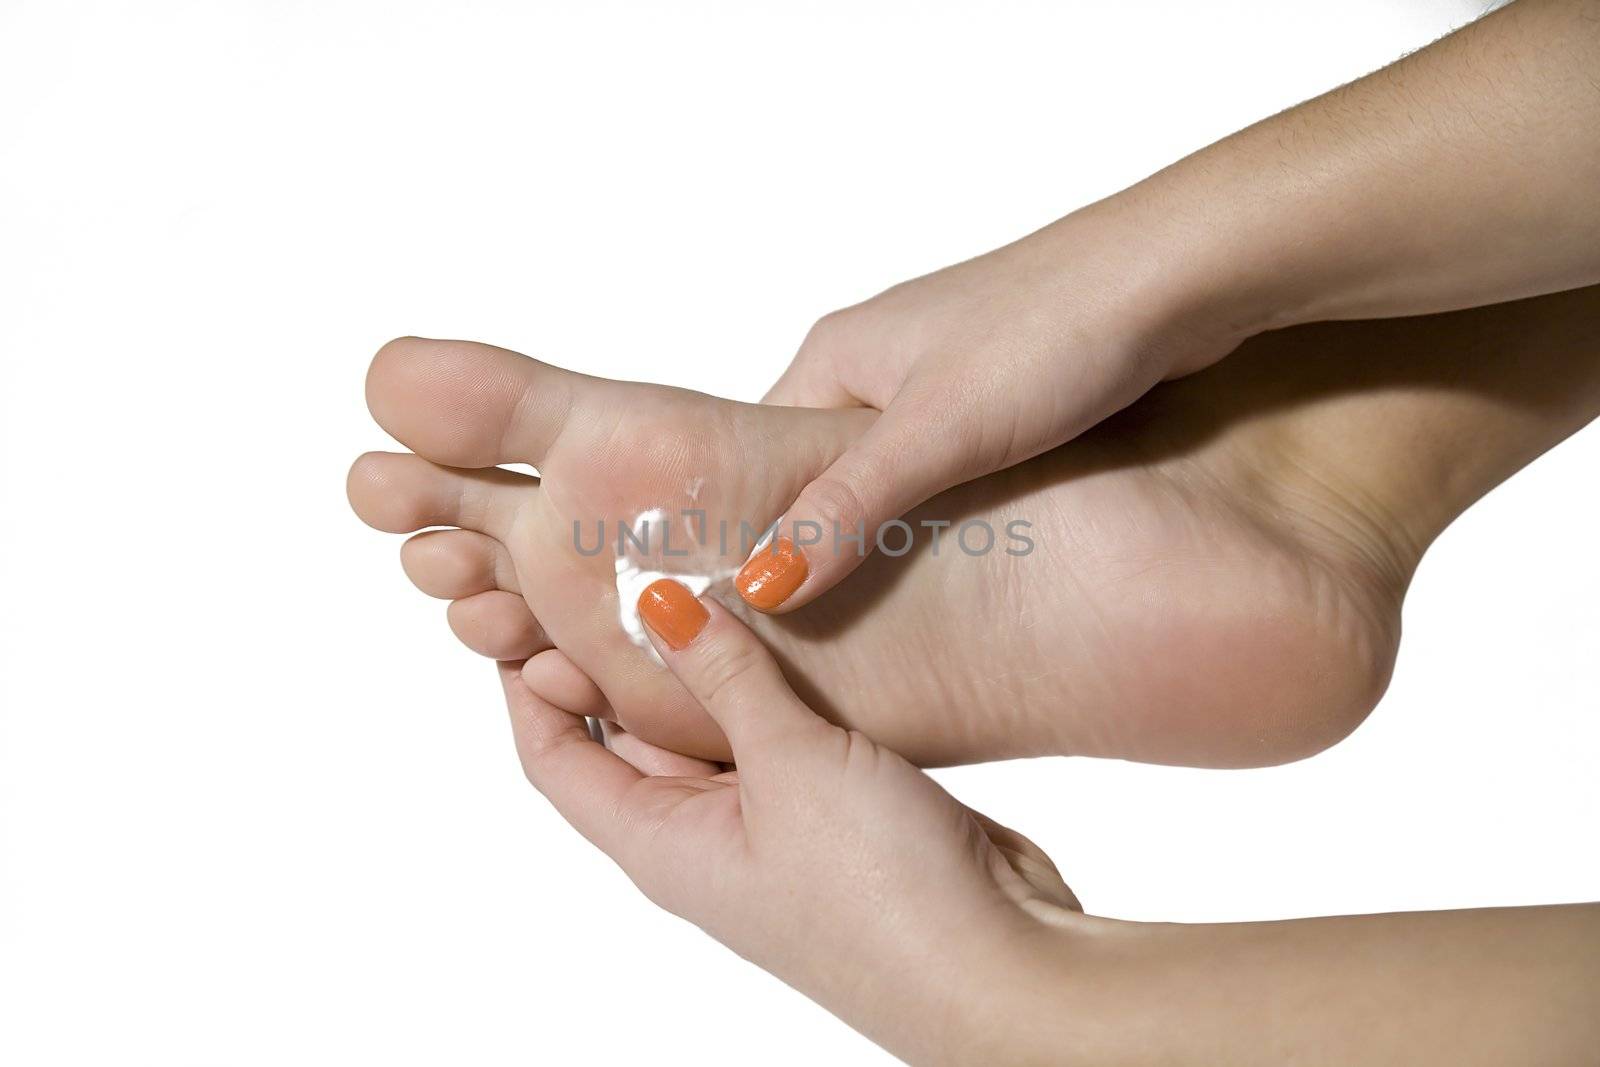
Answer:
[509,581,1600,1065]
[759,0,1600,613]
[347,333,1400,768]
[755,203,1243,613]
[505,580,1078,1063]
[349,283,1600,769]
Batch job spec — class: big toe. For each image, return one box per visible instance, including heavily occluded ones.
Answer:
[365,336,584,469]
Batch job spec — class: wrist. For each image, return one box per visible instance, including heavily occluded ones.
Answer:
[965,910,1221,1066]
[1030,188,1269,383]
[939,906,1147,1066]
[1058,129,1386,349]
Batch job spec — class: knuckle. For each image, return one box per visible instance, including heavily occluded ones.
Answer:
[798,307,858,358]
[517,730,566,793]
[799,473,870,534]
[693,636,768,712]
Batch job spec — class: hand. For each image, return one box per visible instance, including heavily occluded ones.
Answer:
[750,0,1600,614]
[500,578,1080,1063]
[748,198,1244,612]
[503,579,1600,1064]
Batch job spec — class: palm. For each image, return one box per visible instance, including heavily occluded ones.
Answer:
[601,718,1079,916]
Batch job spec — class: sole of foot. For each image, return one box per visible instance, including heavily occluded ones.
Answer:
[346,311,1487,770]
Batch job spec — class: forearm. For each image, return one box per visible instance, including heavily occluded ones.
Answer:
[1072,0,1600,349]
[996,903,1600,1065]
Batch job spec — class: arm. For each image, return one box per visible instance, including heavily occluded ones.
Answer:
[1017,905,1600,1065]
[755,0,1600,612]
[1123,0,1600,337]
[502,583,1600,1064]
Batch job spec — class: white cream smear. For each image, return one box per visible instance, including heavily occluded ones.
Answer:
[613,504,738,663]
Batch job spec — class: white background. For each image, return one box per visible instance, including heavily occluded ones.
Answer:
[3,1,1595,1064]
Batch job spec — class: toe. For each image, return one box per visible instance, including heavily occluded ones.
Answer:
[365,336,582,469]
[347,451,531,537]
[446,591,548,660]
[401,529,518,599]
[521,649,614,720]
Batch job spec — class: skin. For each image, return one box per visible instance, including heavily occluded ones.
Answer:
[353,332,1391,767]
[349,288,1600,1065]
[762,0,1600,612]
[348,284,1600,768]
[344,2,1600,1052]
[502,586,1600,1065]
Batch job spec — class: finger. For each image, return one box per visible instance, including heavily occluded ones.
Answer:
[599,720,725,778]
[634,579,831,766]
[734,401,966,613]
[498,662,644,859]
[969,810,1082,912]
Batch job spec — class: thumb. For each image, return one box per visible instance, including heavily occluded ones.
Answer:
[635,579,834,765]
[736,402,965,614]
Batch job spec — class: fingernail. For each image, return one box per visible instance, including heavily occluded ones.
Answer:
[736,535,808,611]
[637,578,709,650]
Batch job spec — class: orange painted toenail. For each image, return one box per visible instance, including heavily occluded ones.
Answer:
[637,578,709,650]
[736,536,808,611]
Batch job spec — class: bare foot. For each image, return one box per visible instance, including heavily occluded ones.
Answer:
[347,286,1600,766]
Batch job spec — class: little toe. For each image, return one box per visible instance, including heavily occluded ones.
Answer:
[401,529,518,600]
[446,590,549,660]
